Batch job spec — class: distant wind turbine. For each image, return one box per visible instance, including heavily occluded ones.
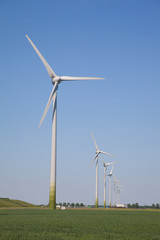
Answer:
[90,132,112,208]
[113,174,119,207]
[117,185,125,205]
[102,161,114,208]
[107,163,116,207]
[26,34,105,210]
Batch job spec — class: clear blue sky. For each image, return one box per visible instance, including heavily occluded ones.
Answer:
[0,0,159,206]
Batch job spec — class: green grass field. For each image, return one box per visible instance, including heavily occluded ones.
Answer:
[0,209,160,240]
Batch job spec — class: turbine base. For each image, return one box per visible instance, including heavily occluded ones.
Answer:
[49,185,56,210]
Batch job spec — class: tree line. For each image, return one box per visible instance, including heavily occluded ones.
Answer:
[127,203,160,209]
[57,202,84,207]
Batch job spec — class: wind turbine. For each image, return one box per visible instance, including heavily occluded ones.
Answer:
[112,174,119,207]
[26,35,104,210]
[117,185,125,205]
[90,132,112,208]
[107,163,116,207]
[102,160,114,208]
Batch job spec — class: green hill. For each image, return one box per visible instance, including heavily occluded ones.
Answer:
[0,198,37,208]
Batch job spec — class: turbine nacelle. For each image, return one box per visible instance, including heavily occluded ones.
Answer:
[96,150,100,155]
[103,162,114,168]
[96,149,112,156]
[107,173,112,177]
[52,76,61,84]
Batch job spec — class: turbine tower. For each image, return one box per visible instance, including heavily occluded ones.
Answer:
[102,161,114,208]
[113,174,119,207]
[107,163,116,207]
[26,35,104,210]
[90,132,112,208]
[117,185,125,205]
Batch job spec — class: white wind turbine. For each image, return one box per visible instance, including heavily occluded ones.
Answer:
[112,174,119,207]
[26,35,104,210]
[117,185,125,205]
[107,163,116,207]
[90,132,112,208]
[101,160,114,208]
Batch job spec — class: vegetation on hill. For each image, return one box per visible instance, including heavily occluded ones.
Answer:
[0,198,37,208]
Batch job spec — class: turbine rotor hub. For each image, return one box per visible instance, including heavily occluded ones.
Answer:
[52,76,61,84]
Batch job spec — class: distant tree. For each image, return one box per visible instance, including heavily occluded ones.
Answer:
[63,202,66,206]
[135,203,139,209]
[76,203,79,207]
[127,204,131,208]
[152,204,155,209]
[67,202,70,207]
[132,204,136,208]
[156,203,159,209]
[71,203,75,207]
[80,203,84,207]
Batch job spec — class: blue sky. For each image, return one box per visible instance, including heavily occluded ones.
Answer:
[0,0,160,206]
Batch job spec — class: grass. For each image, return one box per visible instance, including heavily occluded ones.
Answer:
[0,198,37,208]
[0,209,160,240]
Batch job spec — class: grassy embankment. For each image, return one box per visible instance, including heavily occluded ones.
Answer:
[0,198,37,208]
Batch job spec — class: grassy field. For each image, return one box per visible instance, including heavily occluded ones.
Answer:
[0,208,160,240]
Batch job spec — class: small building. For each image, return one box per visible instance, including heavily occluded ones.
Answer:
[116,204,127,208]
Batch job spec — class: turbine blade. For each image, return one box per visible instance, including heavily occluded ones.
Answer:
[61,76,105,81]
[89,154,98,169]
[109,164,115,175]
[106,162,114,167]
[25,34,57,79]
[113,174,119,183]
[91,131,98,151]
[100,150,112,156]
[101,160,112,167]
[101,159,105,165]
[113,175,116,182]
[39,82,58,127]
[118,185,125,188]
